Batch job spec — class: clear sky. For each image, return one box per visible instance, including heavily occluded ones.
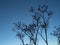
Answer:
[0,0,60,45]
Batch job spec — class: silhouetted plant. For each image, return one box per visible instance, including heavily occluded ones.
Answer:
[29,5,53,45]
[13,23,25,45]
[51,25,60,45]
[13,5,53,45]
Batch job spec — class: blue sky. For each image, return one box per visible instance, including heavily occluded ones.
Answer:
[0,0,60,45]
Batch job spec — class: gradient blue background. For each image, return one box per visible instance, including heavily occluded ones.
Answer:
[0,0,60,45]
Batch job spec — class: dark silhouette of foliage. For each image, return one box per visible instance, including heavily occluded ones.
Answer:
[51,25,60,45]
[13,5,53,45]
